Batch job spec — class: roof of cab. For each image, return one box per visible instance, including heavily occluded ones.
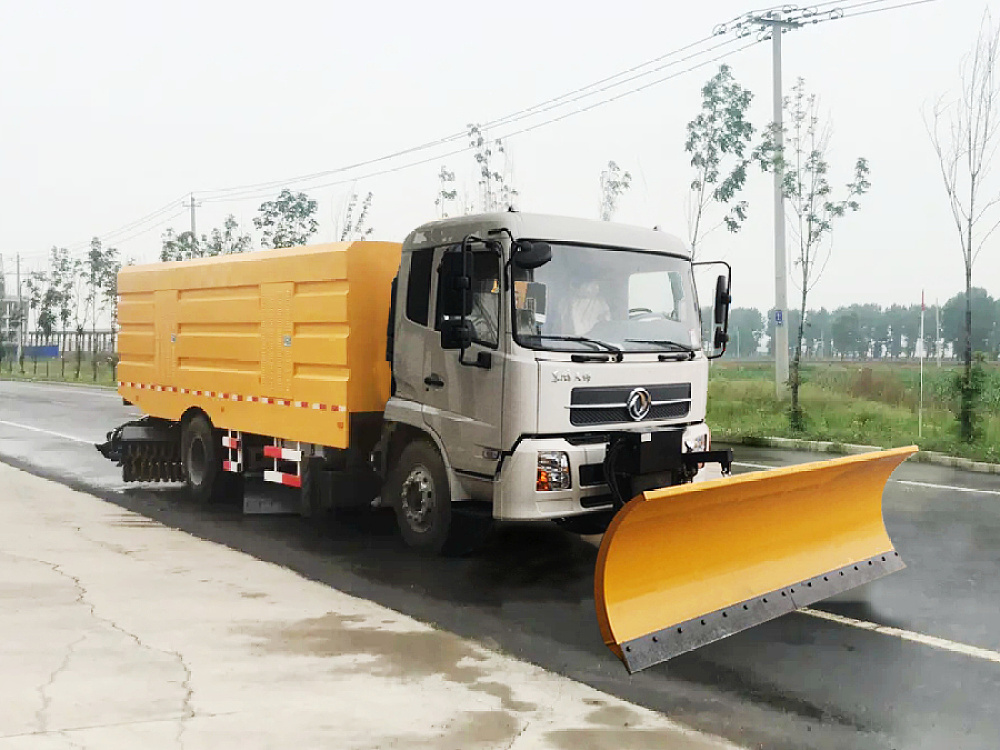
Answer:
[403,212,690,258]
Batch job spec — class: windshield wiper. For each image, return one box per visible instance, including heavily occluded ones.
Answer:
[625,339,695,352]
[625,339,697,360]
[532,335,623,360]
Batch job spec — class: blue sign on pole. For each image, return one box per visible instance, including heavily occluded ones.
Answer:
[775,309,784,326]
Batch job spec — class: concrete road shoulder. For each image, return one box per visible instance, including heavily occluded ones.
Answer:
[0,462,741,750]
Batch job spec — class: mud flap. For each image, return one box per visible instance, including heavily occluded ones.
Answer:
[594,446,917,673]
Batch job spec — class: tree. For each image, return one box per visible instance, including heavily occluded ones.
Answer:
[926,12,1000,441]
[831,310,862,359]
[339,191,374,241]
[161,215,252,262]
[435,166,458,218]
[468,124,517,212]
[728,307,764,357]
[201,215,252,256]
[23,248,77,376]
[254,189,319,249]
[941,288,997,354]
[759,78,870,429]
[160,230,199,262]
[684,64,755,259]
[599,161,632,221]
[84,238,120,380]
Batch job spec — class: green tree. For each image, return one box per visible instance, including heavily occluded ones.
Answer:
[759,78,870,429]
[941,288,997,354]
[201,215,253,256]
[160,230,199,262]
[728,307,764,357]
[84,238,120,380]
[254,190,319,249]
[468,124,517,212]
[831,310,862,359]
[435,166,458,218]
[161,215,252,262]
[339,191,374,241]
[926,12,1000,440]
[684,64,755,259]
[599,160,632,221]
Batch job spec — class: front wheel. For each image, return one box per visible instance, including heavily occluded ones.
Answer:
[388,441,490,555]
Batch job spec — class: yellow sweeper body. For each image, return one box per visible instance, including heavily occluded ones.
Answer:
[117,241,402,447]
[595,446,917,672]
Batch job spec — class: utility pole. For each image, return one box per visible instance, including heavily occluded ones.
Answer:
[719,7,846,397]
[752,11,800,398]
[16,253,23,367]
[183,193,201,252]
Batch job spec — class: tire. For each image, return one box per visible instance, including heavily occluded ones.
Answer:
[180,414,228,504]
[388,440,494,555]
[388,441,453,554]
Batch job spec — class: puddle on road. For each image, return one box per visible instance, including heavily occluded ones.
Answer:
[244,611,537,714]
[547,728,716,750]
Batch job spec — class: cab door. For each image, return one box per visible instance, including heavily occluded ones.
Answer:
[421,246,505,482]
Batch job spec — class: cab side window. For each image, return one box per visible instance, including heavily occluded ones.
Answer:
[468,252,501,348]
[435,250,501,348]
[406,248,434,326]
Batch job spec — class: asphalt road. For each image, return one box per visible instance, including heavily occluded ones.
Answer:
[2,379,999,750]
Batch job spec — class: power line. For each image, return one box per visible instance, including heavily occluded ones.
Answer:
[18,0,940,262]
[199,33,731,200]
[207,37,758,204]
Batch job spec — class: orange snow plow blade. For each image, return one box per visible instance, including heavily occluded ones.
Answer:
[595,446,917,673]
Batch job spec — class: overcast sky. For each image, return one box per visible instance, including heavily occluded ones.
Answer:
[2,0,998,318]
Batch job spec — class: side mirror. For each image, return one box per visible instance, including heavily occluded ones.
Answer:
[438,252,474,317]
[513,240,552,269]
[440,318,473,350]
[693,260,732,359]
[714,274,731,325]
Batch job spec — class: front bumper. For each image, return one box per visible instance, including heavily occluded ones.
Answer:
[493,423,727,521]
[495,437,614,520]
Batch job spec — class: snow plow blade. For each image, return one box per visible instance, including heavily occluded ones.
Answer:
[595,446,917,673]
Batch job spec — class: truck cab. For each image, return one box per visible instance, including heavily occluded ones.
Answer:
[379,212,730,552]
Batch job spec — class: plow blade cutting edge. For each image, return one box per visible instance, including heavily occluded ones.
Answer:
[594,446,917,673]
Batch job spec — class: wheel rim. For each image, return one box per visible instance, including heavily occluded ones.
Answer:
[187,435,207,486]
[401,465,435,532]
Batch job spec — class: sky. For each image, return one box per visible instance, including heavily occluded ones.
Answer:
[2,0,998,323]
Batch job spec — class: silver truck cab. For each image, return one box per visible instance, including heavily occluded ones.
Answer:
[380,212,726,551]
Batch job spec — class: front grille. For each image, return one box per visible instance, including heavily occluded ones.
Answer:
[569,383,691,426]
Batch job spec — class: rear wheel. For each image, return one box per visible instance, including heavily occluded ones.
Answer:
[388,441,491,555]
[181,415,231,504]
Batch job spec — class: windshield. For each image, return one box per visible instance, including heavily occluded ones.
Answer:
[512,243,701,354]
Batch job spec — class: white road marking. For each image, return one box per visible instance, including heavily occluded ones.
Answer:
[894,479,1000,497]
[734,462,1000,497]
[0,419,94,445]
[733,461,776,471]
[800,607,1000,664]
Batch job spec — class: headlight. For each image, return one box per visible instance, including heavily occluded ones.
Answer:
[683,423,711,453]
[537,451,571,491]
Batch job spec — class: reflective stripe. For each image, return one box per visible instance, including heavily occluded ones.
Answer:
[264,470,302,488]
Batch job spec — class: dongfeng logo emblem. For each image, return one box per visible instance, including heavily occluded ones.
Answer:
[626,388,652,421]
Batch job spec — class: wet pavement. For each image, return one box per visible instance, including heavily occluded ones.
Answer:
[2,379,999,750]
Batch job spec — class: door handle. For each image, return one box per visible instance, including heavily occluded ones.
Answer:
[424,374,445,389]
